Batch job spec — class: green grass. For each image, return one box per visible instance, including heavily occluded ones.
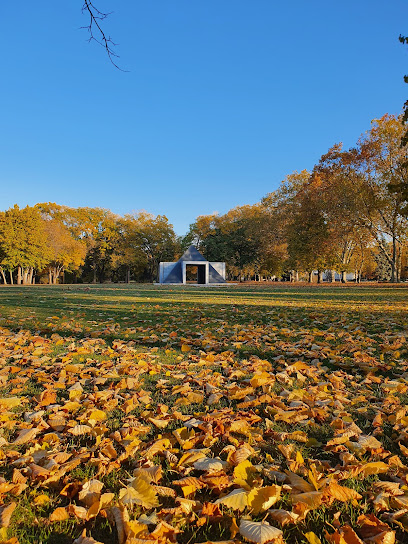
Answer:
[1,283,408,543]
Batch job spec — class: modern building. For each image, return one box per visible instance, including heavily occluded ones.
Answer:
[159,246,226,285]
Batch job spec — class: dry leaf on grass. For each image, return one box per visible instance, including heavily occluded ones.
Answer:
[239,519,284,544]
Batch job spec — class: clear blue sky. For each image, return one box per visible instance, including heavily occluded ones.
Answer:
[1,1,407,235]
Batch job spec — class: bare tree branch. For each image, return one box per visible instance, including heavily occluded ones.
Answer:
[400,35,408,146]
[81,1,127,71]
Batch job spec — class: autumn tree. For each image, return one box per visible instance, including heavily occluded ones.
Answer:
[186,205,282,281]
[310,146,373,282]
[353,115,408,282]
[262,170,310,280]
[37,203,121,283]
[110,216,149,282]
[182,214,221,253]
[123,212,179,282]
[43,220,87,284]
[0,205,50,284]
[285,179,334,282]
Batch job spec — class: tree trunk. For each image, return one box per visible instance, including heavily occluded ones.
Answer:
[17,266,22,285]
[22,268,29,285]
[9,270,13,285]
[0,268,6,284]
[390,235,397,282]
[308,271,313,283]
[341,270,347,283]
[331,270,336,283]
[53,267,62,284]
[28,268,34,284]
[317,270,323,284]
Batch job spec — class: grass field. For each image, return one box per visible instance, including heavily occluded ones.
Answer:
[0,283,408,544]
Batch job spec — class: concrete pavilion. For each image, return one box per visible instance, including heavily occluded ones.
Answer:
[159,246,226,285]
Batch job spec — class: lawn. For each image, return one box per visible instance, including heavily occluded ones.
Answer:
[0,283,407,544]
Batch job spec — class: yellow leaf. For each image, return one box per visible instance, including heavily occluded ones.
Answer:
[193,457,226,472]
[88,410,107,422]
[63,401,81,412]
[144,438,171,459]
[215,488,249,511]
[148,417,170,429]
[230,419,253,435]
[110,505,128,544]
[49,507,69,522]
[178,450,207,466]
[125,520,150,539]
[86,501,101,520]
[34,494,50,506]
[285,471,314,492]
[296,450,304,465]
[234,460,256,484]
[248,485,281,514]
[0,397,21,409]
[292,491,323,510]
[358,462,389,477]
[173,426,195,447]
[230,517,240,539]
[304,531,322,544]
[250,372,271,387]
[173,476,205,497]
[119,476,159,508]
[99,493,115,508]
[227,444,255,465]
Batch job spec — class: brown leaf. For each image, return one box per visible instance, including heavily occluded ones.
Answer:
[49,507,69,522]
[73,530,104,544]
[12,428,38,445]
[325,481,362,503]
[0,502,16,528]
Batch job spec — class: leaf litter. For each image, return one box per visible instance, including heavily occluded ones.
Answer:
[0,285,408,543]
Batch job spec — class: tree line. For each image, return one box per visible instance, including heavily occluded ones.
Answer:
[0,205,178,284]
[0,113,407,285]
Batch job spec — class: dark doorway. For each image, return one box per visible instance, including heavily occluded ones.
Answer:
[186,264,206,284]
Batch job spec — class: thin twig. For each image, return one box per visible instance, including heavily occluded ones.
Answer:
[81,0,128,71]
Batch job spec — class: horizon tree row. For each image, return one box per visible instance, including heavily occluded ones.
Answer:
[0,204,179,284]
[0,113,407,284]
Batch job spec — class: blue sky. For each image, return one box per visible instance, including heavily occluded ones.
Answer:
[1,1,407,235]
